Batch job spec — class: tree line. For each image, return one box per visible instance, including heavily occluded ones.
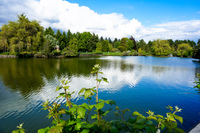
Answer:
[0,14,200,58]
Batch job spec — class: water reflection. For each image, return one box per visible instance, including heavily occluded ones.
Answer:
[0,56,200,132]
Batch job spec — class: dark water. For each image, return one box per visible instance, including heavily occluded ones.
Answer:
[0,56,200,132]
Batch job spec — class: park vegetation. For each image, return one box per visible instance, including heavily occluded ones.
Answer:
[12,64,185,133]
[0,14,200,59]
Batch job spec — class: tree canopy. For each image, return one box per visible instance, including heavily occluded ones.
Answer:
[0,14,199,58]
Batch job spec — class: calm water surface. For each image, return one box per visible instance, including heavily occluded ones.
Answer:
[0,56,200,132]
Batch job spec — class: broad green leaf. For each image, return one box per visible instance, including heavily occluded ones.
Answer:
[56,93,65,99]
[166,105,173,111]
[161,123,165,130]
[77,107,86,118]
[174,127,185,133]
[59,79,65,84]
[63,86,69,90]
[96,79,102,82]
[132,111,141,116]
[102,77,109,83]
[75,123,81,131]
[95,102,104,110]
[68,120,76,125]
[145,120,153,125]
[166,113,176,122]
[127,117,136,124]
[98,71,103,74]
[78,88,86,95]
[105,100,116,105]
[102,109,111,116]
[174,114,183,124]
[65,80,70,85]
[55,86,62,92]
[91,71,96,74]
[91,114,97,119]
[84,90,92,99]
[99,99,105,102]
[57,121,66,127]
[58,108,66,114]
[81,129,90,133]
[69,107,76,113]
[89,105,95,110]
[12,130,19,133]
[147,116,157,121]
[156,114,164,118]
[110,126,119,133]
[81,103,89,109]
[38,127,50,133]
[133,124,145,129]
[50,126,63,133]
[136,117,146,124]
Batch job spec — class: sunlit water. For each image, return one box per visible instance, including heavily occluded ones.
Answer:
[0,56,200,132]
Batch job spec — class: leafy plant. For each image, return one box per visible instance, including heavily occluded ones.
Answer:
[12,123,25,133]
[13,64,185,133]
[194,73,200,93]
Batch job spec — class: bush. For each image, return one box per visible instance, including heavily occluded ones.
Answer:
[53,50,61,56]
[0,52,10,55]
[122,51,129,56]
[128,50,138,56]
[34,52,46,58]
[17,52,34,58]
[12,64,185,133]
[94,52,103,55]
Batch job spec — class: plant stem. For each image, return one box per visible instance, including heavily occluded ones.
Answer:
[64,89,71,109]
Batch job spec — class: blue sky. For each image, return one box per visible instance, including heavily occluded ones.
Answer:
[67,0,200,25]
[0,0,200,42]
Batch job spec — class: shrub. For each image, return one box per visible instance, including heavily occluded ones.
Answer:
[128,50,138,56]
[34,52,46,58]
[13,64,185,133]
[53,50,61,56]
[17,52,34,58]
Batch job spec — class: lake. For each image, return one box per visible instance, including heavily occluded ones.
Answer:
[0,56,200,132]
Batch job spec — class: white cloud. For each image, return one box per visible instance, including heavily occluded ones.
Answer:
[0,0,200,42]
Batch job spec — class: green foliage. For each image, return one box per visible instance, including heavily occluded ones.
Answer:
[177,43,192,57]
[12,64,185,133]
[0,14,44,54]
[95,42,102,52]
[120,38,128,51]
[62,38,78,57]
[101,40,109,52]
[34,52,46,58]
[152,39,171,56]
[128,50,138,56]
[43,34,59,56]
[194,73,200,93]
[17,52,34,58]
[12,123,25,133]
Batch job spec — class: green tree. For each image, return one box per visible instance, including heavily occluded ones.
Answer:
[120,37,128,51]
[59,31,67,50]
[43,34,59,55]
[152,39,171,56]
[44,27,55,37]
[96,42,102,52]
[136,39,146,51]
[177,43,192,57]
[66,29,72,47]
[55,29,62,42]
[63,37,78,56]
[129,36,137,50]
[0,14,44,54]
[101,40,109,52]
[114,41,120,48]
[127,39,134,50]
